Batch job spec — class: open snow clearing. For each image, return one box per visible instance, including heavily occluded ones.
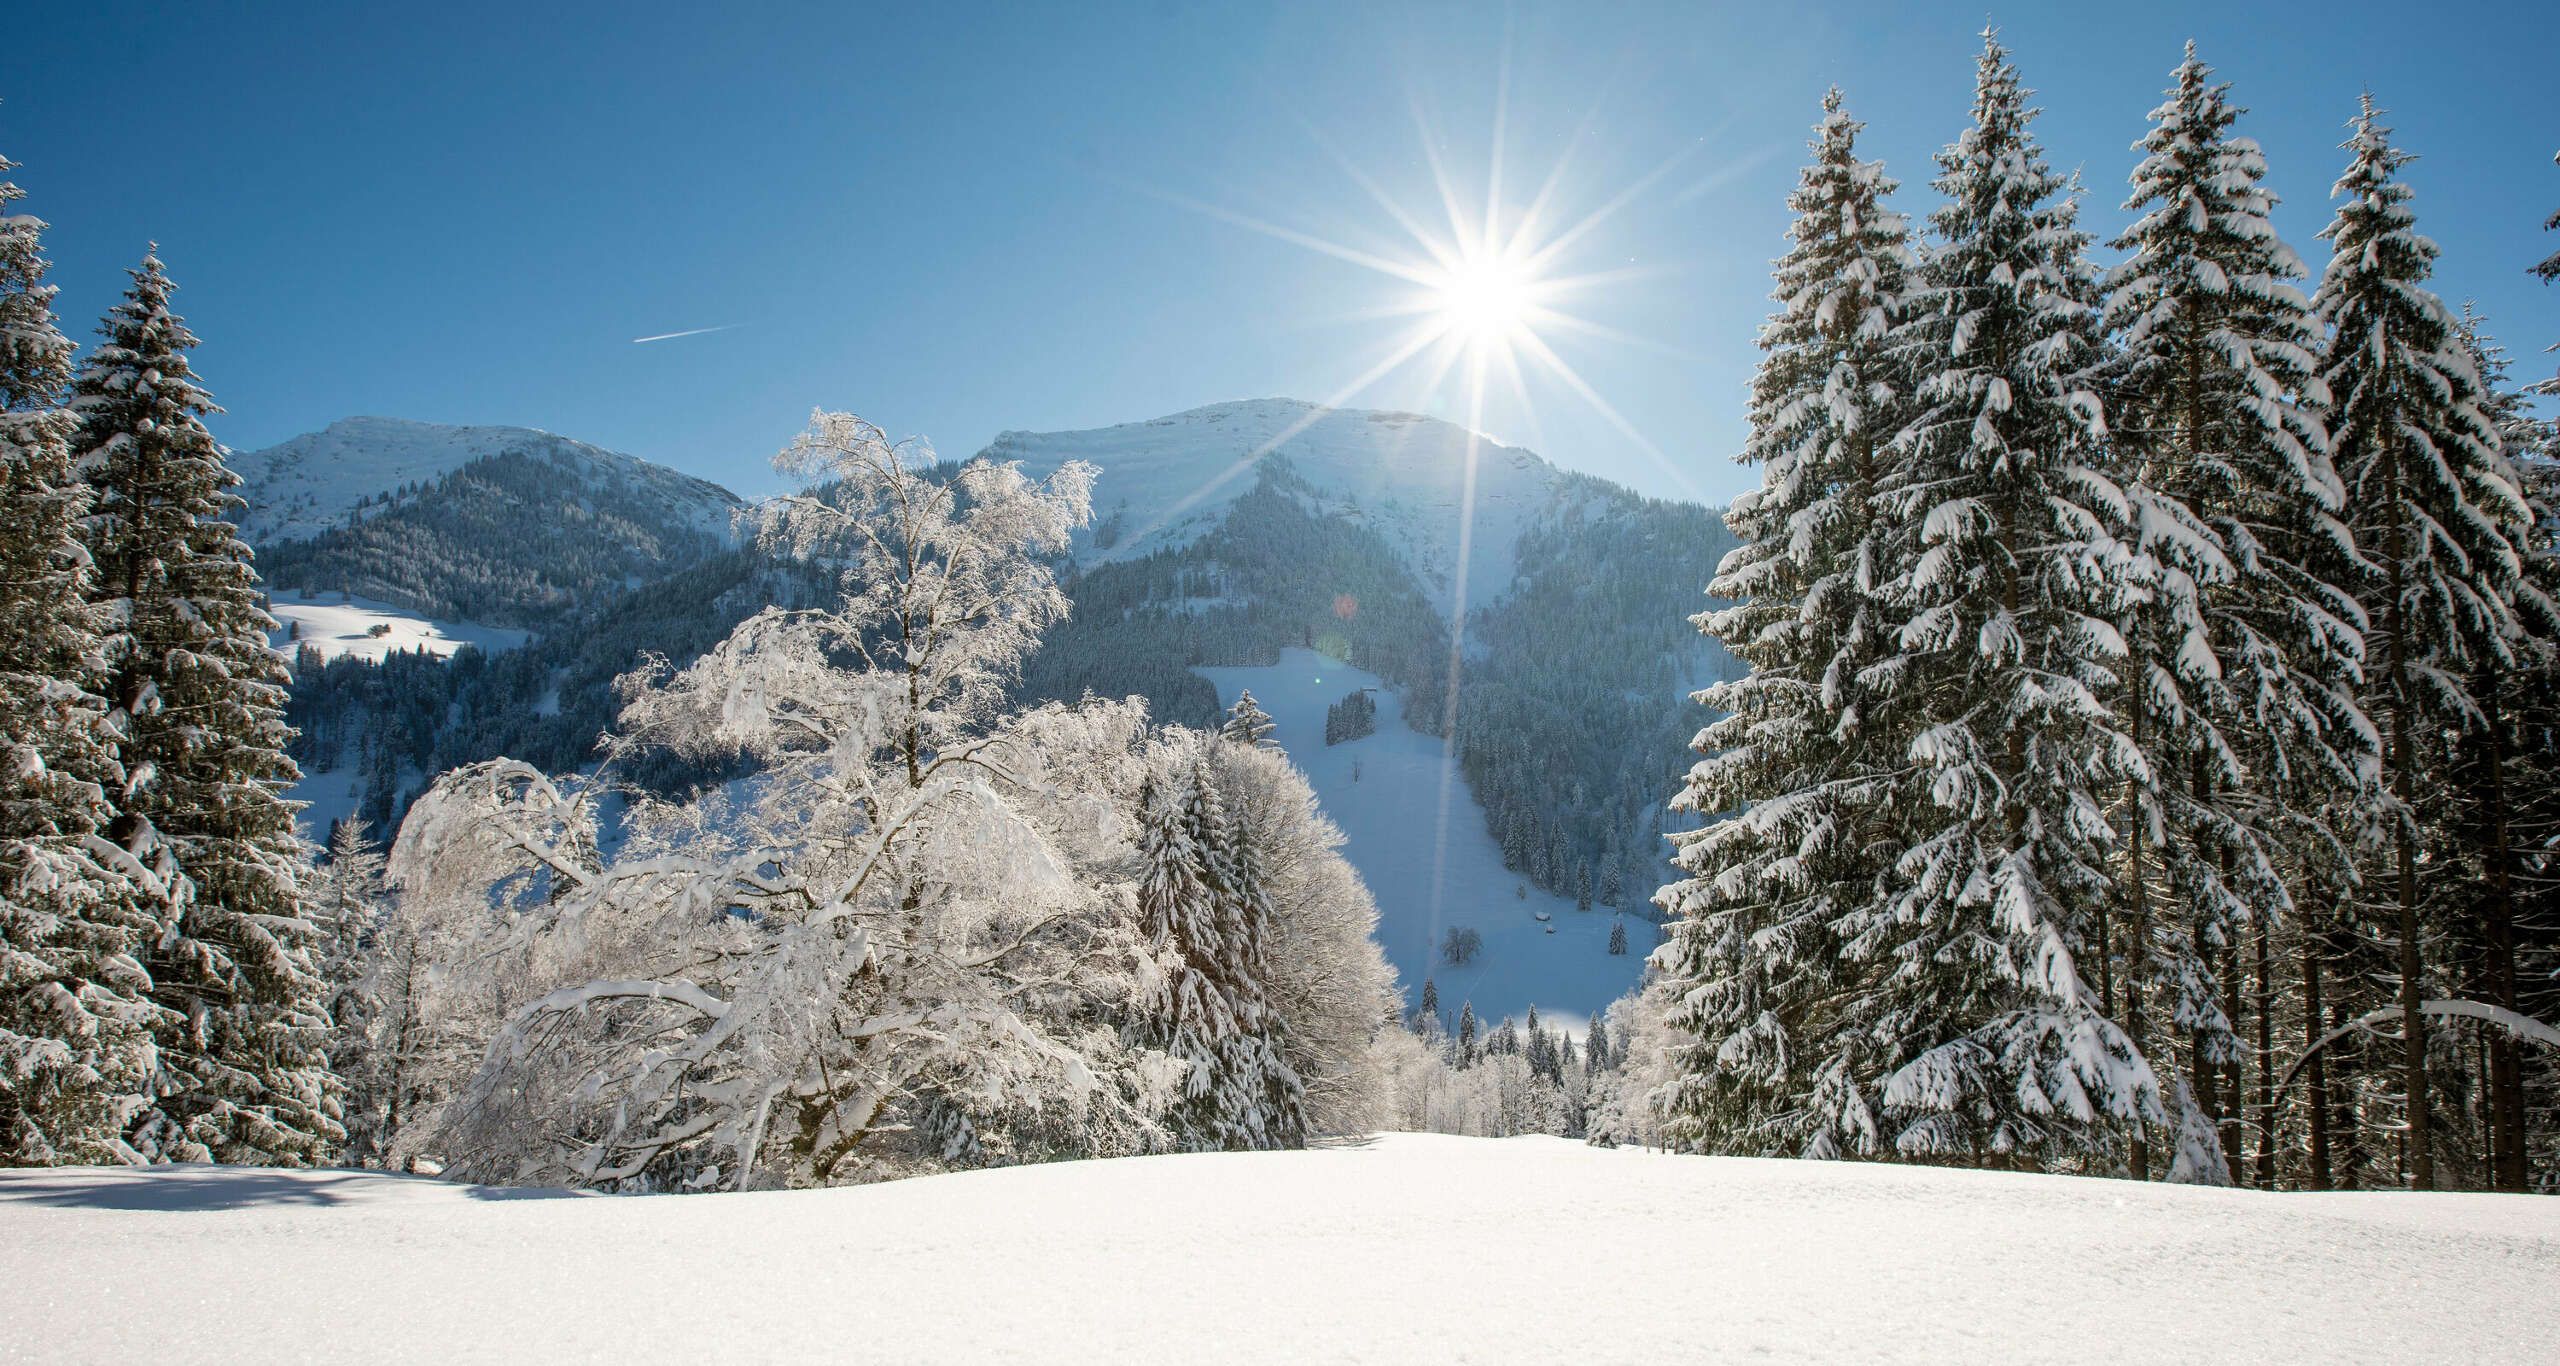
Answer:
[5,1134,2552,1364]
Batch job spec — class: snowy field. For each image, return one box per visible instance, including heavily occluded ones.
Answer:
[267,591,530,665]
[1201,649,1647,1025]
[5,1134,2552,1364]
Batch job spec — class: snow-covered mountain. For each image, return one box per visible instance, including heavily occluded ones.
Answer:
[233,418,745,629]
[987,397,1637,621]
[231,416,738,548]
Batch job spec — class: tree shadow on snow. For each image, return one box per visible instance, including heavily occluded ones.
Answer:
[0,1165,583,1212]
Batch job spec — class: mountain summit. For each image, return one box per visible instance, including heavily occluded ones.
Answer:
[984,397,1617,622]
[232,417,744,628]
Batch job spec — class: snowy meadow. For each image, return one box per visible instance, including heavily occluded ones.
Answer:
[4,9,2560,1364]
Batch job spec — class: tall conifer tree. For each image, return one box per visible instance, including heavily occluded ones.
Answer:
[1126,748,1304,1150]
[74,251,337,1163]
[2313,102,2533,1188]
[1859,32,2159,1161]
[1657,89,1919,1158]
[0,151,161,1164]
[2100,46,2376,1180]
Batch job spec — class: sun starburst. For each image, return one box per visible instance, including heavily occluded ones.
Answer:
[1122,65,1716,946]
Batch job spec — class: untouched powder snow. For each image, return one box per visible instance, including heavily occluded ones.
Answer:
[1200,649,1647,1025]
[267,591,531,665]
[4,1134,2552,1363]
[986,398,1592,621]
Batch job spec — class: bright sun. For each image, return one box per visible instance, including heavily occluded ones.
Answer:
[1432,251,1536,345]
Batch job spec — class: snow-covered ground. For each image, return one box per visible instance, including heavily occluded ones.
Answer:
[988,398,1605,621]
[268,591,530,665]
[5,1134,2551,1364]
[1200,649,1645,1026]
[283,763,365,845]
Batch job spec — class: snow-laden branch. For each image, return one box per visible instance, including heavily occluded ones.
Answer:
[2274,999,2560,1097]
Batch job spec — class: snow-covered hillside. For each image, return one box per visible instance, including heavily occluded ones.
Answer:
[1200,649,1644,1024]
[7,1135,2551,1363]
[267,590,531,664]
[986,398,1619,619]
[230,416,739,547]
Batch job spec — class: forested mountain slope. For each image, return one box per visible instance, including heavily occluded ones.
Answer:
[1000,399,1745,907]
[235,417,743,626]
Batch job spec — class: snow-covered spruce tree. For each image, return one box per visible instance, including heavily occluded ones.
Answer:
[396,415,1158,1188]
[2313,101,2534,1189]
[2098,46,2376,1182]
[74,252,335,1164]
[1654,89,1921,1160]
[0,151,163,1165]
[1220,690,1278,749]
[2440,310,2559,1192]
[1124,736,1308,1150]
[1861,32,2161,1164]
[1204,736,1395,1134]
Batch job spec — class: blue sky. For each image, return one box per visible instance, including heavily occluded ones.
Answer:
[9,1,2554,505]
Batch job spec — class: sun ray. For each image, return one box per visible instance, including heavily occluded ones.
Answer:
[1109,318,1455,555]
[1106,175,1443,288]
[1507,113,1593,255]
[1484,35,1512,261]
[1511,326,1707,502]
[1409,89,1483,268]
[1527,307,1712,364]
[1519,139,1705,277]
[1290,113,1461,272]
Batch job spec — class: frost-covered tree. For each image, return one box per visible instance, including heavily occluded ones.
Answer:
[1220,690,1277,749]
[1856,32,2159,1162]
[308,819,398,1165]
[1207,738,1394,1133]
[0,151,161,1165]
[2314,101,2534,1188]
[395,415,1159,1188]
[75,252,335,1164]
[1655,87,1922,1160]
[1125,737,1308,1150]
[2099,47,2374,1181]
[1608,916,1628,957]
[1585,982,1678,1149]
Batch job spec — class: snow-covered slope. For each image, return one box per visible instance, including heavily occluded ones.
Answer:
[7,1135,2551,1364]
[985,398,1603,619]
[230,416,739,547]
[268,590,531,664]
[1200,649,1643,1024]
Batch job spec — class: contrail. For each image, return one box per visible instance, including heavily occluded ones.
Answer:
[631,324,738,344]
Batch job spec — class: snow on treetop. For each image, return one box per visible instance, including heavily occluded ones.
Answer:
[978,398,1634,622]
[228,416,742,547]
